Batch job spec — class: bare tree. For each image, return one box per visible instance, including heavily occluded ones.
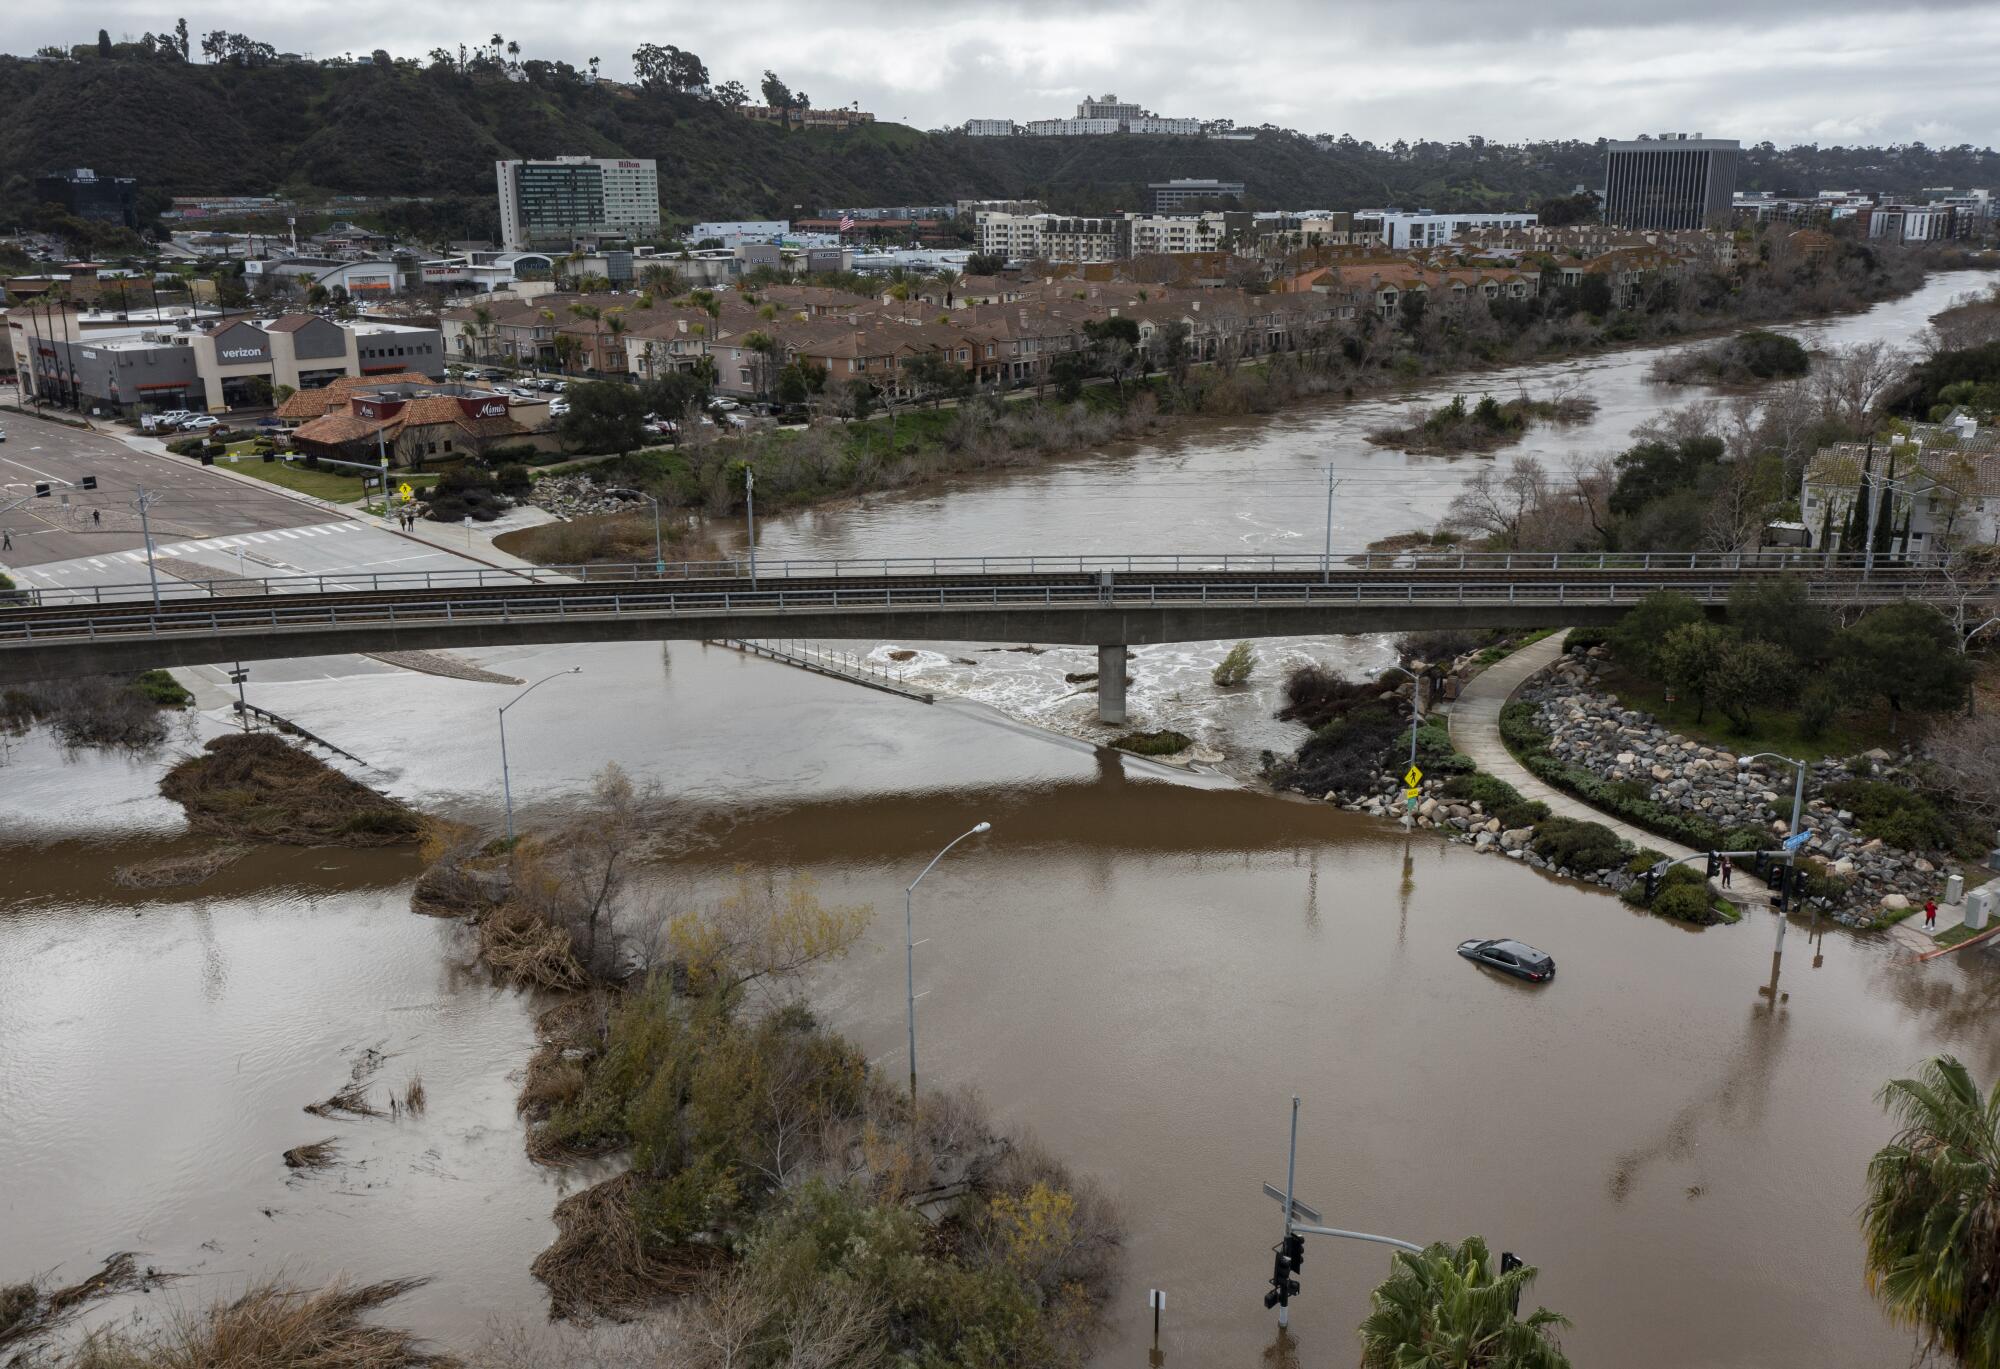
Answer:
[1811,340,1905,432]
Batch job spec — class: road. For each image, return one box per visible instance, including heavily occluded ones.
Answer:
[0,409,501,600]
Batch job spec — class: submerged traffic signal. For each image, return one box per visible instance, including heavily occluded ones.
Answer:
[1264,1246,1301,1309]
[1281,1232,1305,1273]
[1643,867,1661,902]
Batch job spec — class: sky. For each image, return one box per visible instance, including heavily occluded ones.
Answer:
[21,0,2000,147]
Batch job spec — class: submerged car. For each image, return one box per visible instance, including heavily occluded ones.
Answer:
[1457,938,1555,983]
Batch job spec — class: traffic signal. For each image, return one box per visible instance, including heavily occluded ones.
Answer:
[1774,864,1792,911]
[1263,1246,1301,1309]
[262,451,276,463]
[1643,867,1660,902]
[79,476,97,491]
[1791,865,1813,904]
[1500,1252,1525,1315]
[1705,851,1720,880]
[1281,1232,1305,1274]
[33,482,50,497]
[1751,851,1769,882]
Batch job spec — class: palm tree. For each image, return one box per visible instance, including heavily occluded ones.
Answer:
[1863,1055,2000,1366]
[1358,1237,1570,1369]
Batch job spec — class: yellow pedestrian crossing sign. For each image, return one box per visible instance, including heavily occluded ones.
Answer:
[396,482,415,501]
[1403,765,1423,788]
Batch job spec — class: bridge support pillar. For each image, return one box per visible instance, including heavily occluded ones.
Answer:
[1096,644,1127,725]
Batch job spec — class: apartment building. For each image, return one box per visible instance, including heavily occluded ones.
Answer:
[1602,135,1739,230]
[1865,204,1958,243]
[1802,420,2000,554]
[963,119,1016,137]
[494,156,661,251]
[1374,211,1539,250]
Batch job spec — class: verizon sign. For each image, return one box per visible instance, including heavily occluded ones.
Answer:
[219,347,265,360]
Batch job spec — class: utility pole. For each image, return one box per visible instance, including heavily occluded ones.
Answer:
[745,466,757,588]
[1322,465,1336,585]
[133,486,163,610]
[1275,1095,1300,1329]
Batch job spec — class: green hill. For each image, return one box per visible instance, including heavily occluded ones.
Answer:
[3,52,1995,235]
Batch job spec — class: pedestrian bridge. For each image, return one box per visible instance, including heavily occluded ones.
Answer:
[0,550,1959,721]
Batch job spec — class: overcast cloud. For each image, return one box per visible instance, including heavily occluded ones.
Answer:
[19,0,2000,146]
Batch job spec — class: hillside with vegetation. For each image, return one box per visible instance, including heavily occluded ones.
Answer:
[4,32,1999,235]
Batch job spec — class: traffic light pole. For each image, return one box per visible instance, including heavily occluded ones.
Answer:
[1278,1095,1299,1329]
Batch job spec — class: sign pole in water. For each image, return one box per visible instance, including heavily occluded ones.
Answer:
[1148,1289,1165,1343]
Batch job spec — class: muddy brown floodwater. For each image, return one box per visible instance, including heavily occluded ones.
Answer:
[3,272,1996,1364]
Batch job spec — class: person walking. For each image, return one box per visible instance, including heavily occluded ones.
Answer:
[1925,898,1939,930]
[91,508,101,526]
[1719,854,1733,889]
[2,527,11,552]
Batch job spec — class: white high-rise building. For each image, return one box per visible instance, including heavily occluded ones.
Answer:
[495,156,662,251]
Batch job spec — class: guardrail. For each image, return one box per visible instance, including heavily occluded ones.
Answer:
[0,576,1940,647]
[4,548,1952,606]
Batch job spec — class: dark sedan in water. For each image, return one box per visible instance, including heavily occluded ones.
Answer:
[1457,938,1556,982]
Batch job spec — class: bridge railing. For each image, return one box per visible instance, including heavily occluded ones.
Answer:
[2,548,1947,607]
[0,576,1942,647]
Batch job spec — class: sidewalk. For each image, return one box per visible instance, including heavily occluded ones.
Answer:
[1449,631,1700,862]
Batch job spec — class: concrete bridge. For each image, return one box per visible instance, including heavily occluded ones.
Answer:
[0,551,1954,722]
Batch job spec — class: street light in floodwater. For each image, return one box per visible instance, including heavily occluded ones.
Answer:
[905,821,992,1105]
[499,666,582,841]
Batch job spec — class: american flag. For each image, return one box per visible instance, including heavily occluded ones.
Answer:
[838,214,855,233]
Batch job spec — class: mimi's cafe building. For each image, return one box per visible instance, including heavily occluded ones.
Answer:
[288,382,540,467]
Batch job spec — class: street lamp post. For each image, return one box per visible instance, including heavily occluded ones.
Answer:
[603,486,664,573]
[905,821,991,1104]
[1739,750,1809,961]
[498,666,582,841]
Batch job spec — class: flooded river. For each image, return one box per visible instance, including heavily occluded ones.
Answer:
[2,272,1993,1365]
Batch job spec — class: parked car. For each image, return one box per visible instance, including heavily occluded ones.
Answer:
[548,399,570,416]
[179,415,219,431]
[710,397,740,411]
[1457,938,1555,983]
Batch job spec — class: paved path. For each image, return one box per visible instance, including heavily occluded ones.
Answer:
[1449,630,1700,861]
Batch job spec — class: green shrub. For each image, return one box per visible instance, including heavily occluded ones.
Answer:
[1530,816,1629,873]
[1565,630,1611,654]
[1823,777,1980,855]
[1494,799,1551,828]
[1212,641,1256,688]
[1627,848,1668,875]
[1662,863,1708,889]
[1411,722,1475,775]
[1654,883,1723,925]
[129,669,192,708]
[1441,772,1527,810]
[1499,700,1549,757]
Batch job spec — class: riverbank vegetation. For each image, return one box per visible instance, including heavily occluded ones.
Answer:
[161,733,423,845]
[1648,329,1811,387]
[60,1277,454,1369]
[412,770,1126,1364]
[1367,387,1596,454]
[1,671,191,749]
[505,233,1943,568]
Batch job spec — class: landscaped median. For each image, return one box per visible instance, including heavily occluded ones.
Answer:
[1261,653,1728,924]
[1497,638,1984,929]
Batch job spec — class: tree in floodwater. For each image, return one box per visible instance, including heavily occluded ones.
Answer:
[1358,1236,1571,1368]
[1863,1055,2000,1367]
